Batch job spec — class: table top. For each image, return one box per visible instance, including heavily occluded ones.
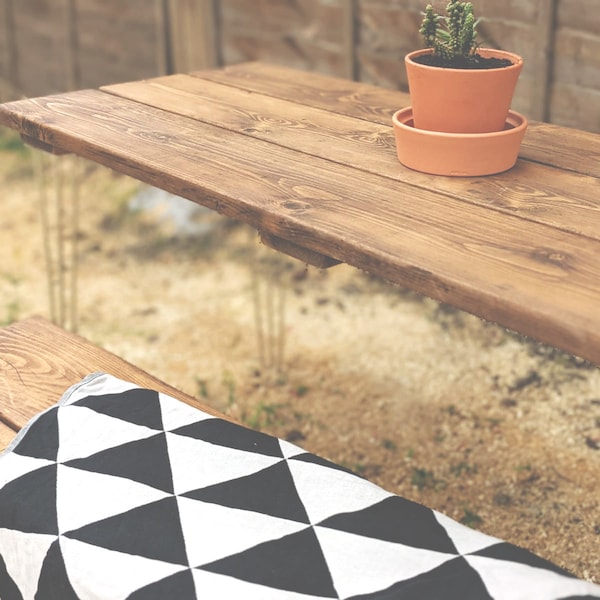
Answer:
[1,62,599,365]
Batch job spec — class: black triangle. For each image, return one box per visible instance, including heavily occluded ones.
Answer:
[76,388,164,430]
[319,496,458,554]
[65,497,188,566]
[345,556,492,600]
[199,527,337,598]
[13,407,59,461]
[184,461,310,524]
[472,542,573,577]
[290,452,359,476]
[65,432,174,493]
[128,568,196,599]
[35,539,80,599]
[0,464,58,535]
[0,552,23,600]
[172,418,283,458]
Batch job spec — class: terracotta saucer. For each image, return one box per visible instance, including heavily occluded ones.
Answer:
[392,107,528,177]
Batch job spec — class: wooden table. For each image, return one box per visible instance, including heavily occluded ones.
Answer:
[1,62,600,365]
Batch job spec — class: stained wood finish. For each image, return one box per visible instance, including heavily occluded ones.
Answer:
[0,63,599,365]
[0,422,16,451]
[0,316,227,447]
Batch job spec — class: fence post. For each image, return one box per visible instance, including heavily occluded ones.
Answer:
[530,0,558,122]
[165,0,220,73]
[342,0,358,81]
[0,0,19,98]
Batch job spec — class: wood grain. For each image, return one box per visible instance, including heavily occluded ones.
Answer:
[0,423,16,451]
[102,74,600,242]
[0,316,227,437]
[194,61,406,125]
[195,62,600,178]
[1,64,599,366]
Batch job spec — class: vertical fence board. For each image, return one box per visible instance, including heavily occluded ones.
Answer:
[342,0,357,81]
[76,0,163,89]
[0,0,19,97]
[167,0,219,73]
[155,0,170,75]
[12,0,73,96]
[66,0,80,90]
[529,0,557,121]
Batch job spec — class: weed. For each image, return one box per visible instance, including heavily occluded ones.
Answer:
[353,463,367,476]
[0,300,20,327]
[450,461,478,477]
[295,384,310,397]
[195,377,209,399]
[434,430,446,443]
[221,370,236,407]
[0,273,21,326]
[341,462,381,479]
[461,508,483,528]
[411,467,445,491]
[245,402,283,430]
[515,463,532,473]
[0,130,28,154]
[382,438,397,452]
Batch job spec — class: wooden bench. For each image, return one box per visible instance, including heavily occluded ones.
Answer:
[0,316,226,450]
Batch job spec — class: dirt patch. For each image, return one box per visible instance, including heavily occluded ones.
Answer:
[1,131,599,582]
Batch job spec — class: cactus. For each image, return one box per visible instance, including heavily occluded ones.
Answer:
[419,1,479,64]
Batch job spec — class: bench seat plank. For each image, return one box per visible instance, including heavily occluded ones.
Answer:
[0,316,224,441]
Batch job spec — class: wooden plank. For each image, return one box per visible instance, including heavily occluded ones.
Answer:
[0,422,16,451]
[0,316,227,433]
[196,62,600,178]
[101,75,600,243]
[194,61,406,124]
[0,90,599,365]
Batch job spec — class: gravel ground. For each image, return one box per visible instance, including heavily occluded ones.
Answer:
[1,131,599,581]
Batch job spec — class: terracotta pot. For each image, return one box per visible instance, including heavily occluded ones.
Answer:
[392,107,528,177]
[405,48,524,133]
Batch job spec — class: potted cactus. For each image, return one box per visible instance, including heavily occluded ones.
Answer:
[405,0,524,133]
[391,0,527,177]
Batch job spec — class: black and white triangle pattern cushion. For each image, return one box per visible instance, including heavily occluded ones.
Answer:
[1,373,599,599]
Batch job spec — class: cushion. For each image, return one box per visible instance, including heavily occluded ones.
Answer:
[1,372,599,599]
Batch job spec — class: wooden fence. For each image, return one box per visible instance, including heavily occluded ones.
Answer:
[1,0,599,132]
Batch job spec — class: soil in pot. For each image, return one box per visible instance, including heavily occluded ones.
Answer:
[412,52,513,70]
